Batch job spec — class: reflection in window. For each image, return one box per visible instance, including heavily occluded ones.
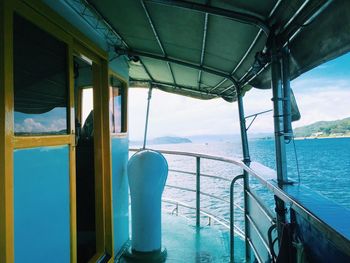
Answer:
[109,77,126,134]
[110,87,122,133]
[81,88,93,126]
[13,14,68,135]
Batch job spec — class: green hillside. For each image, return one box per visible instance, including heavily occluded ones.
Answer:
[151,136,192,144]
[294,117,350,137]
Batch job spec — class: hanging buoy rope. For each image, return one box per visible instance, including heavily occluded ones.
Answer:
[143,85,153,149]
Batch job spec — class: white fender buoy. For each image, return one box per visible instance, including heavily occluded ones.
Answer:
[126,149,168,262]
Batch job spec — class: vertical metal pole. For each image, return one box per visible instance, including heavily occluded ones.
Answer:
[271,37,287,239]
[271,39,288,185]
[237,93,251,165]
[196,156,201,227]
[142,86,153,149]
[282,46,292,141]
[237,91,251,261]
[230,174,244,263]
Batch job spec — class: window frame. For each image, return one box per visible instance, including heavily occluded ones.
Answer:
[109,71,128,136]
[13,13,70,137]
[1,1,114,262]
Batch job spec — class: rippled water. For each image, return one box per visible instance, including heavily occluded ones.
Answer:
[146,137,350,232]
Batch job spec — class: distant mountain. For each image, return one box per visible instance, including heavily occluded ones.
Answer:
[150,136,192,145]
[187,133,273,142]
[130,136,192,146]
[294,117,350,137]
[130,133,275,146]
[187,134,240,143]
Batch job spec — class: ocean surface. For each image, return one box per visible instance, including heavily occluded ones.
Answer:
[140,137,350,233]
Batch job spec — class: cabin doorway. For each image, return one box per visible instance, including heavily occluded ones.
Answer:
[74,56,96,262]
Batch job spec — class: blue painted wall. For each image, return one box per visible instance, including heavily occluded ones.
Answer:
[109,53,129,82]
[14,146,70,263]
[295,212,350,262]
[111,136,129,254]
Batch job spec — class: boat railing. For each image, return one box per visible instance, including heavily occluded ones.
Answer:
[161,197,245,239]
[129,148,277,262]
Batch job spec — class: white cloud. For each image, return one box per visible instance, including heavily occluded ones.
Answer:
[15,118,66,133]
[128,75,350,140]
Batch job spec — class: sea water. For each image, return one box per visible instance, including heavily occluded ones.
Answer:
[131,138,350,261]
[147,137,350,227]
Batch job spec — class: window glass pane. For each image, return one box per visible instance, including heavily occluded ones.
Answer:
[13,14,68,135]
[81,88,93,126]
[109,76,125,134]
[113,89,122,133]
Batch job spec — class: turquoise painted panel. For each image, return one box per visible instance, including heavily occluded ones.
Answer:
[109,55,130,82]
[248,221,270,262]
[247,192,275,246]
[111,137,129,254]
[14,146,70,263]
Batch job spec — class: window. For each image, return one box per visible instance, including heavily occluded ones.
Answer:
[81,88,93,126]
[13,14,68,135]
[109,76,127,133]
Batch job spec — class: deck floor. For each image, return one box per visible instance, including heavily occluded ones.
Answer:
[118,213,245,262]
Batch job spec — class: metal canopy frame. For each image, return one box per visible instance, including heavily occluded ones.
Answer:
[277,0,333,46]
[114,47,239,88]
[140,0,177,86]
[198,10,209,91]
[129,79,228,99]
[68,0,335,102]
[65,0,159,91]
[145,0,270,35]
[206,0,282,94]
[224,0,332,98]
[62,0,344,261]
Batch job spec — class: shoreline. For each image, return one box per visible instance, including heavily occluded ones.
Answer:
[294,135,350,140]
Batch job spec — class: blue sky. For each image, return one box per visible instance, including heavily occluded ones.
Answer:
[129,52,350,140]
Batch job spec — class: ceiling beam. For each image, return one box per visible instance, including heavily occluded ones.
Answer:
[277,0,333,46]
[145,0,270,35]
[198,12,209,90]
[68,0,157,82]
[208,0,282,93]
[115,47,239,88]
[141,0,177,85]
[129,79,233,99]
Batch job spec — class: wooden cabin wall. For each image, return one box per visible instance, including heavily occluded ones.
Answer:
[0,0,132,262]
[0,1,15,262]
[46,0,132,257]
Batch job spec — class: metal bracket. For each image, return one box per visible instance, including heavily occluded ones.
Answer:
[244,109,273,131]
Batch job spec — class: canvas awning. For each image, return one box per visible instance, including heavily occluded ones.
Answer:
[79,0,350,102]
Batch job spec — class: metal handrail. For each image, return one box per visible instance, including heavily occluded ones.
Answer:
[129,148,350,262]
[170,169,230,182]
[162,197,245,238]
[130,149,246,263]
[130,149,285,262]
[130,147,274,185]
[130,148,245,166]
[165,184,244,212]
[230,174,244,262]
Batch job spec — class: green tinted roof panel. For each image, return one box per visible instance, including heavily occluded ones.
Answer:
[80,0,350,101]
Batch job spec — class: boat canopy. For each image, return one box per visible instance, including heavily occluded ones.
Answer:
[79,0,349,101]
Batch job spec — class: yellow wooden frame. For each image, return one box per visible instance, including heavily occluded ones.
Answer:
[73,41,115,262]
[1,0,115,262]
[0,1,15,262]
